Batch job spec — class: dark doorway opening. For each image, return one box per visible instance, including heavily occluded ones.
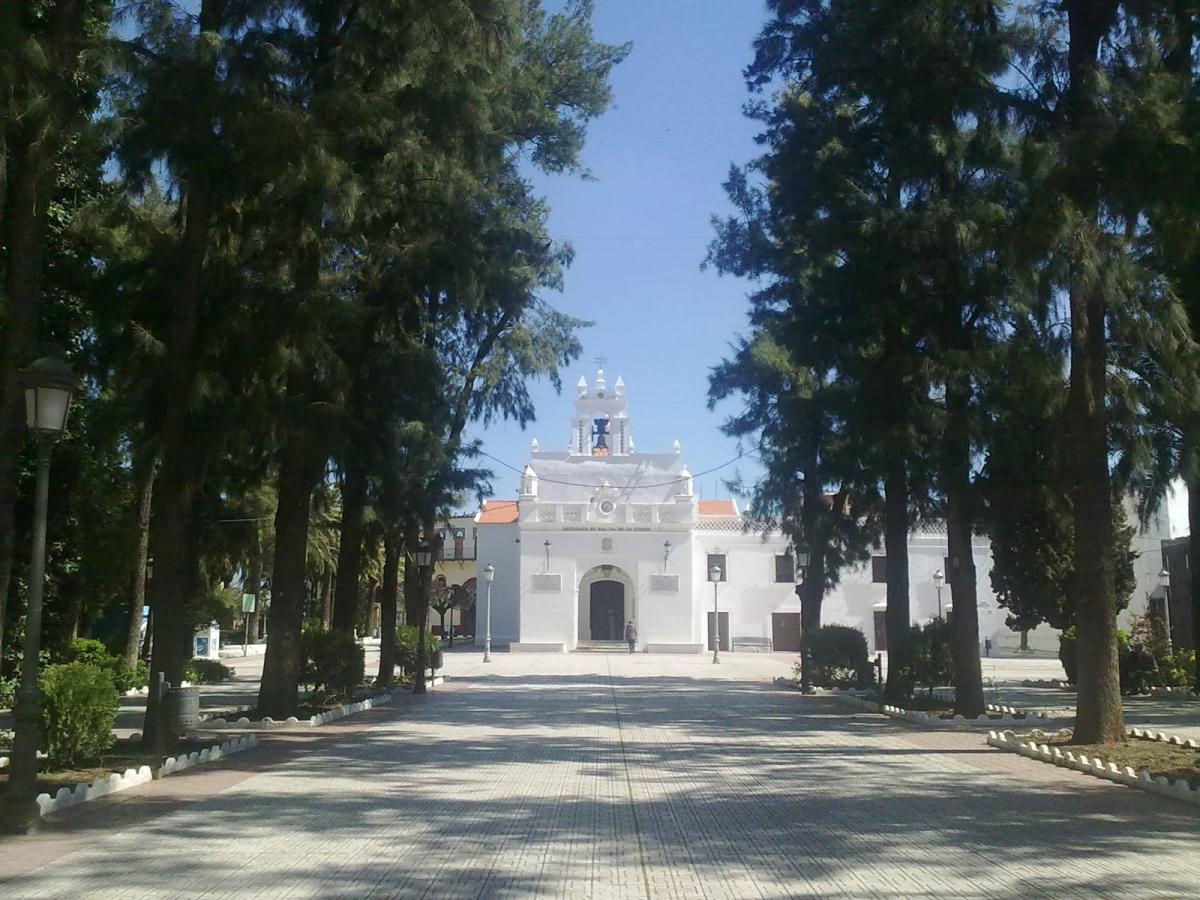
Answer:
[771,613,801,652]
[707,611,730,651]
[590,580,625,641]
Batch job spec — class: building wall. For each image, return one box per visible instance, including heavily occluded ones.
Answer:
[479,504,1174,656]
[518,528,693,649]
[474,522,521,644]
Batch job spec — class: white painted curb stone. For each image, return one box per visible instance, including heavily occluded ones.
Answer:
[33,734,260,819]
[987,730,1199,808]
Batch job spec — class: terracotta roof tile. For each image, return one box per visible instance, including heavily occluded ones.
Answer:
[698,499,738,517]
[476,499,519,524]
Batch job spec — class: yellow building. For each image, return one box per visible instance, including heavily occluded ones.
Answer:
[431,514,478,638]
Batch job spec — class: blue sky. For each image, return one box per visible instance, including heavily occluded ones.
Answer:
[466,0,771,505]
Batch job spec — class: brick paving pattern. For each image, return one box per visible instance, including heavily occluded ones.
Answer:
[1,652,1197,898]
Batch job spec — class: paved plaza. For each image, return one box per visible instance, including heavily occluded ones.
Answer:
[1,652,1198,898]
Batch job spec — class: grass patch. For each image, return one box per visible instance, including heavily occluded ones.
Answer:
[0,736,214,795]
[1016,732,1200,788]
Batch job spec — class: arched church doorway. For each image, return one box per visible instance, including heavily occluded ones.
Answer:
[589,581,624,640]
[578,565,635,643]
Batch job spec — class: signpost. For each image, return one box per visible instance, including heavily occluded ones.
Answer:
[241,593,256,656]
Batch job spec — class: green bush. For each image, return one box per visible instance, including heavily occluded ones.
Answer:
[907,620,955,696]
[799,625,871,688]
[0,674,16,709]
[301,628,364,701]
[1160,648,1197,688]
[395,625,440,676]
[63,638,149,693]
[185,659,234,684]
[40,662,119,767]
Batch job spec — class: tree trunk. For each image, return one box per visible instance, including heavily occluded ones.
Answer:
[142,454,196,745]
[884,460,912,700]
[246,535,263,646]
[1063,0,1125,744]
[403,526,422,625]
[331,461,366,633]
[257,394,323,719]
[801,551,825,635]
[122,449,158,668]
[1188,475,1200,693]
[320,563,334,629]
[944,377,985,717]
[377,533,400,686]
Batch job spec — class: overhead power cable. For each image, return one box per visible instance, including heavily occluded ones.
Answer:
[475,445,761,490]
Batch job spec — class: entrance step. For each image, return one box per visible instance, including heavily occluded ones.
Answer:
[574,641,630,653]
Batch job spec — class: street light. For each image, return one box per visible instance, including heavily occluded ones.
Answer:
[933,569,945,622]
[544,539,551,570]
[663,540,672,571]
[483,563,495,663]
[4,356,78,832]
[413,539,434,695]
[709,564,722,664]
[795,547,812,693]
[1158,566,1173,651]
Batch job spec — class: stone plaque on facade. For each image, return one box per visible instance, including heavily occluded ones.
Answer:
[650,574,680,593]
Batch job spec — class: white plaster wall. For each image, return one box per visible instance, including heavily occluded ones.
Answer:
[474,523,520,644]
[690,530,796,645]
[519,528,691,648]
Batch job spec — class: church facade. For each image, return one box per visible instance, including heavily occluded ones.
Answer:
[475,369,1171,655]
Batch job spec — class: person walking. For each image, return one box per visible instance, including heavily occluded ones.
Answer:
[624,620,638,654]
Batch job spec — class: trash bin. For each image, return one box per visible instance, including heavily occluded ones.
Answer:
[163,685,201,737]
[431,649,444,671]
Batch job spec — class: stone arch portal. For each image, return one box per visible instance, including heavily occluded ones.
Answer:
[578,564,635,643]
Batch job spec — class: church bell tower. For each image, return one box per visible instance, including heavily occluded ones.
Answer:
[569,368,632,457]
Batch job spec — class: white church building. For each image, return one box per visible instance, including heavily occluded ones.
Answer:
[475,369,1171,655]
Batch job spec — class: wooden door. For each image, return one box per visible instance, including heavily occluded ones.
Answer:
[707,611,730,651]
[771,613,802,652]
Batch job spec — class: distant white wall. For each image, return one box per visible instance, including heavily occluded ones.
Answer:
[475,523,520,644]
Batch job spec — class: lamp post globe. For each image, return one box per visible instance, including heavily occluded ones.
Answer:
[933,569,945,622]
[483,563,495,663]
[708,565,722,664]
[4,356,78,832]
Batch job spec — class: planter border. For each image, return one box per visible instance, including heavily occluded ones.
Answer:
[1150,686,1199,700]
[987,730,1199,807]
[832,691,1049,729]
[32,734,260,819]
[1127,726,1200,749]
[202,677,445,731]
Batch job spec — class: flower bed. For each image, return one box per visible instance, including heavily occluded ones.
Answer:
[987,729,1200,807]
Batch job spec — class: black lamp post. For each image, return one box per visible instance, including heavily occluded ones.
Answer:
[795,547,812,693]
[412,539,433,694]
[3,356,78,832]
[1158,566,1173,651]
[543,539,551,570]
[663,540,671,571]
[933,569,945,622]
[708,564,722,664]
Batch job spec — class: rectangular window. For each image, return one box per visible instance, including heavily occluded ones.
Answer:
[774,554,795,583]
[871,556,888,583]
[707,553,727,582]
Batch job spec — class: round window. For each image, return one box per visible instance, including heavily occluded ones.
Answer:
[598,498,616,516]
